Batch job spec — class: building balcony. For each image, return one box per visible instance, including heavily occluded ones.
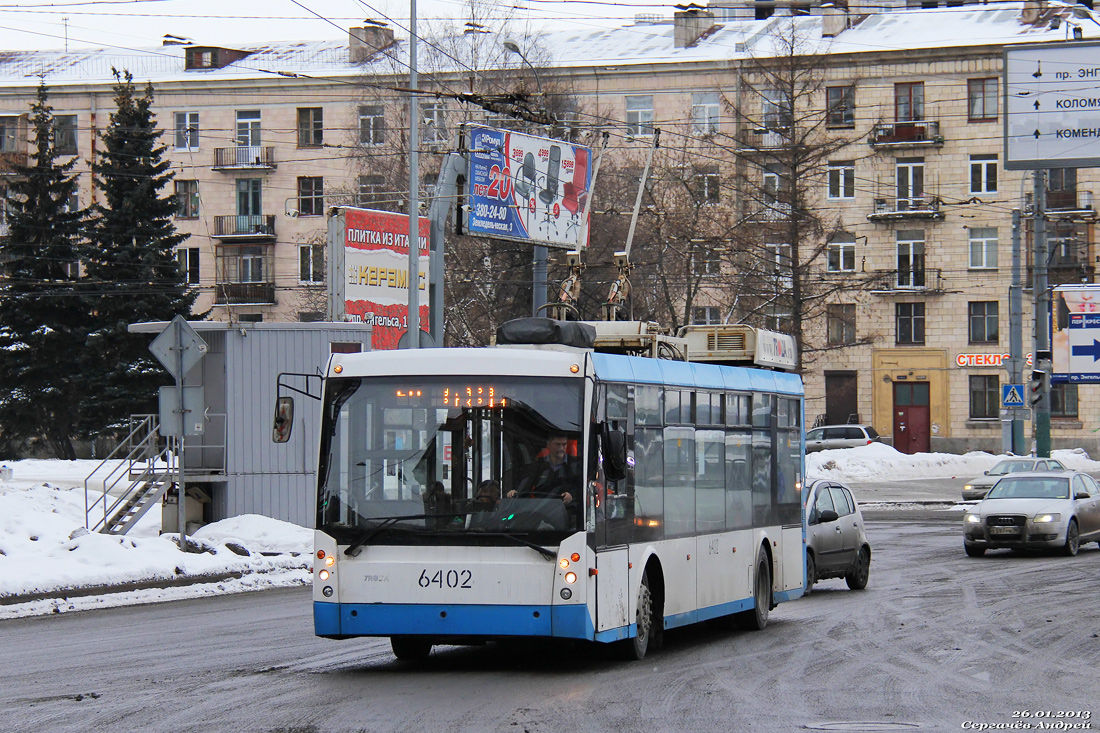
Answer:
[867,196,944,221]
[1046,189,1096,219]
[868,267,945,293]
[0,151,28,174]
[212,214,276,240]
[215,282,276,305]
[747,202,792,222]
[735,126,791,153]
[868,121,943,149]
[211,146,277,170]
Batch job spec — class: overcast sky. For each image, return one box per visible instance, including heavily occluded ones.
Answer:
[0,0,667,52]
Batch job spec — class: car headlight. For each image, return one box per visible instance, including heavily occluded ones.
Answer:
[963,484,973,491]
[965,513,981,524]
[1033,513,1061,524]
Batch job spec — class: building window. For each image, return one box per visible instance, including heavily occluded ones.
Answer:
[692,168,721,205]
[357,174,388,208]
[896,302,925,344]
[174,111,199,150]
[299,243,324,283]
[240,248,265,283]
[1051,383,1079,418]
[692,91,719,135]
[970,154,997,194]
[968,301,999,343]
[0,116,21,152]
[297,107,323,147]
[297,176,324,216]
[826,85,855,128]
[54,114,77,155]
[896,157,925,207]
[177,247,200,284]
[625,95,654,137]
[968,78,998,121]
[693,306,722,324]
[968,227,998,269]
[827,236,856,272]
[236,110,261,147]
[692,246,721,276]
[969,375,1000,419]
[828,161,855,199]
[765,242,792,288]
[896,230,925,288]
[762,89,793,129]
[421,102,447,146]
[238,313,264,323]
[237,178,262,217]
[175,180,199,218]
[827,304,856,345]
[895,82,924,122]
[359,105,385,145]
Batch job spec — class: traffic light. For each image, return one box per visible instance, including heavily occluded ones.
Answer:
[1029,370,1048,406]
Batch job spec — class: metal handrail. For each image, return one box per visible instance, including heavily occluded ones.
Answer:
[84,416,174,532]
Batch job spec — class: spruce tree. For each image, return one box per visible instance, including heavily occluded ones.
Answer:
[84,69,198,430]
[0,82,90,459]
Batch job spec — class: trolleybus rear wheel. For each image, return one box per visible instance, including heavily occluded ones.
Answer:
[738,549,771,631]
[390,636,432,661]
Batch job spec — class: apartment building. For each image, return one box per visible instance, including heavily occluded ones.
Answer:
[0,1,1095,452]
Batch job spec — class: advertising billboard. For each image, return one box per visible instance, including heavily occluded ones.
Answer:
[1052,284,1100,382]
[1004,41,1100,170]
[464,126,593,249]
[343,207,429,350]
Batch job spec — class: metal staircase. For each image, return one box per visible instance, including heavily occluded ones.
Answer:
[85,415,178,535]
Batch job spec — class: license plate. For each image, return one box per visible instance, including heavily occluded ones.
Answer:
[989,526,1019,535]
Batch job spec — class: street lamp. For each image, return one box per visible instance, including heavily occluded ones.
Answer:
[502,39,550,318]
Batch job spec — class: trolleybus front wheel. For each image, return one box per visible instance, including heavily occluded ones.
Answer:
[621,570,653,660]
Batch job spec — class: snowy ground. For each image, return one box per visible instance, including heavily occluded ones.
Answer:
[3,445,1100,620]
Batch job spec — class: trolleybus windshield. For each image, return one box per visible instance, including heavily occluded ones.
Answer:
[317,375,586,544]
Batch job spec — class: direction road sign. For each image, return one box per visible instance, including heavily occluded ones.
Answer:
[1002,384,1025,408]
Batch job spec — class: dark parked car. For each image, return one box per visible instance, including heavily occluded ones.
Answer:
[963,471,1100,556]
[960,457,1067,501]
[805,424,881,453]
[803,479,872,592]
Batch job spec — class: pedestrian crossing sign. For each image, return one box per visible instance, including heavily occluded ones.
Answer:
[1002,384,1025,408]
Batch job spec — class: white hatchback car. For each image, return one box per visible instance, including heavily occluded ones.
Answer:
[803,479,872,592]
[805,425,881,453]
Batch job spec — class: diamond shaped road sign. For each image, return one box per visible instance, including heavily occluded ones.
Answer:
[149,315,208,381]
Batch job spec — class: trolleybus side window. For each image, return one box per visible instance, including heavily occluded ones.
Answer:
[696,426,725,532]
[633,425,664,540]
[663,424,696,536]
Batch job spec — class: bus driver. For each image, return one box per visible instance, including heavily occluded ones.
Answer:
[507,434,579,505]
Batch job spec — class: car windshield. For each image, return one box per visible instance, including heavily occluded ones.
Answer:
[988,460,1036,475]
[316,375,586,543]
[986,477,1070,500]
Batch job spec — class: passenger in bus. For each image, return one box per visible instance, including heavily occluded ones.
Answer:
[475,479,500,510]
[507,433,580,504]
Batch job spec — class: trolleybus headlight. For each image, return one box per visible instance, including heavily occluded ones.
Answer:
[570,553,580,562]
[325,556,335,567]
[560,588,572,600]
[316,550,326,560]
[319,569,331,581]
[559,558,570,569]
[565,572,577,584]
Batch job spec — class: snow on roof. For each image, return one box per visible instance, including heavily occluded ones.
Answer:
[0,3,1079,89]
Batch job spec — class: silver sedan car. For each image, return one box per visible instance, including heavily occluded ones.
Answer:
[803,479,871,591]
[963,471,1100,556]
[960,457,1067,501]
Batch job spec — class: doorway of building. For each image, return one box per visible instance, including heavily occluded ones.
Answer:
[893,382,930,454]
[824,371,858,425]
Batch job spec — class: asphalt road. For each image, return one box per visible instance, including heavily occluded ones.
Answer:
[3,512,1098,733]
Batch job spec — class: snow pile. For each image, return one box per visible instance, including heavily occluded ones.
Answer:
[806,443,1100,482]
[0,464,312,619]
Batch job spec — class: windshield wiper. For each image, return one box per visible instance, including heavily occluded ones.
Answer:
[344,514,431,556]
[475,532,556,560]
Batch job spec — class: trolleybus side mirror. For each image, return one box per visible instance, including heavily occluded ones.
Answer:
[602,424,628,481]
[273,396,294,443]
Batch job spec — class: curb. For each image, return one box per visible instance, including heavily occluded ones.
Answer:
[0,570,246,607]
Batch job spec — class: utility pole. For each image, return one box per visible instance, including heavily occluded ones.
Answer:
[1032,171,1051,457]
[1008,209,1026,455]
[406,0,420,349]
